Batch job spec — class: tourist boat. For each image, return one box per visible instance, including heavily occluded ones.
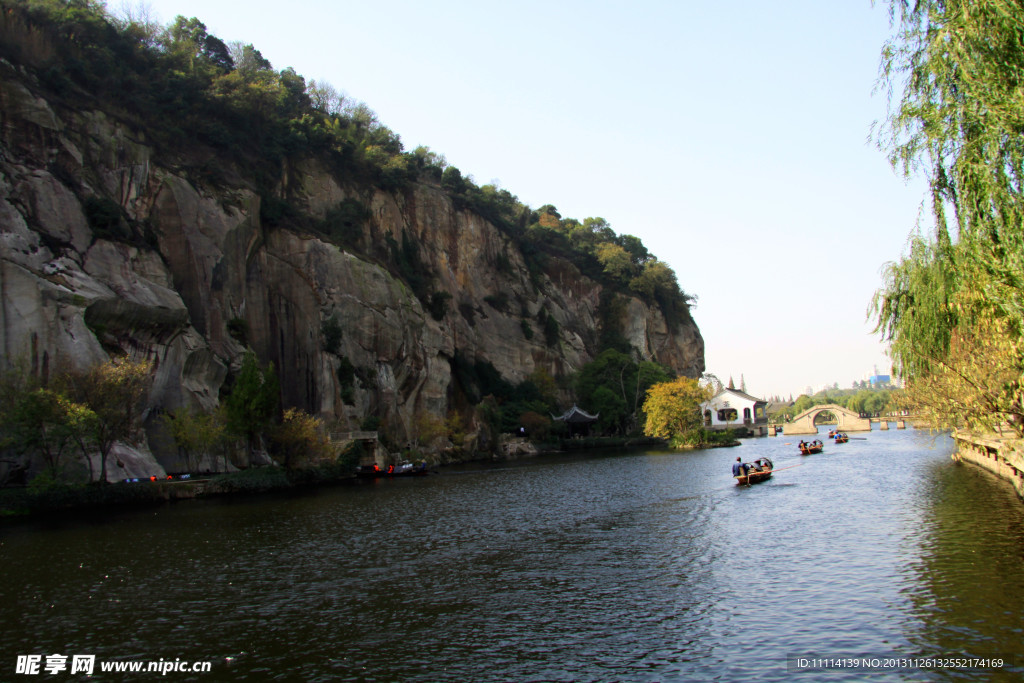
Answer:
[735,457,773,485]
[799,440,824,455]
[355,461,429,478]
[833,433,849,443]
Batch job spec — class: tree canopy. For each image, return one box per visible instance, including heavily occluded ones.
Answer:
[872,0,1024,435]
[642,377,712,446]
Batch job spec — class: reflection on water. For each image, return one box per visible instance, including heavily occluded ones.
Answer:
[1,428,1022,681]
[903,457,1024,681]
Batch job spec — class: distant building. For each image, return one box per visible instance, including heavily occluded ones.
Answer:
[764,400,793,419]
[701,388,768,429]
[869,374,891,387]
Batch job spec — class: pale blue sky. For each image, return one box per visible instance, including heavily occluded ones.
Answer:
[133,0,928,398]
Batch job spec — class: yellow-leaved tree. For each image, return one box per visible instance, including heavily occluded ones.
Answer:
[642,377,712,447]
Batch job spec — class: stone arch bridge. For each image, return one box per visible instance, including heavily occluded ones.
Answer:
[782,404,871,435]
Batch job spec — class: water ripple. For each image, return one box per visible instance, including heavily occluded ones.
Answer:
[2,431,1023,681]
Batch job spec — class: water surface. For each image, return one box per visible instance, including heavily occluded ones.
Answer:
[2,427,1022,681]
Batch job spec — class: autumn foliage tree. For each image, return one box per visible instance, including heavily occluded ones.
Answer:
[267,408,332,469]
[642,377,713,446]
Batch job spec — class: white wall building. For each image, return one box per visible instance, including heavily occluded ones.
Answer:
[702,388,768,429]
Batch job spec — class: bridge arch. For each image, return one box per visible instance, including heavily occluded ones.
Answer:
[782,403,871,435]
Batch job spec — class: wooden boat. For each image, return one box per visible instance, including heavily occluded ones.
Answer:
[735,457,773,485]
[833,433,849,443]
[355,461,430,478]
[799,440,824,455]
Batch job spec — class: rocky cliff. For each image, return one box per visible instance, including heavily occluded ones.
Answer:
[0,60,704,470]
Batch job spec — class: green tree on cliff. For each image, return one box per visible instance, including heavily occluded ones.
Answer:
[224,351,280,456]
[163,406,227,473]
[4,388,96,480]
[576,350,673,435]
[61,358,153,484]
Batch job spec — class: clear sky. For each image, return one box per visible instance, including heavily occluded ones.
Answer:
[133,0,929,399]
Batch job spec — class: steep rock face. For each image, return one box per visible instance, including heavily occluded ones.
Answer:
[0,65,705,468]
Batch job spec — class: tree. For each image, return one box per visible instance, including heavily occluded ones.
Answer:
[163,406,226,473]
[642,377,713,446]
[591,385,628,434]
[413,410,447,451]
[268,408,331,469]
[446,411,466,451]
[163,16,232,74]
[527,367,559,409]
[441,165,467,195]
[6,389,95,480]
[701,373,724,395]
[519,411,552,440]
[224,351,280,455]
[872,0,1024,435]
[61,358,152,484]
[229,41,273,79]
[307,78,346,115]
[576,350,672,434]
[595,242,635,282]
[617,234,650,264]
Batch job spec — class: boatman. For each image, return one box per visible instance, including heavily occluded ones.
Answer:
[732,457,744,477]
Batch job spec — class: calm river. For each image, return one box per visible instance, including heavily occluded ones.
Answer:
[2,426,1023,681]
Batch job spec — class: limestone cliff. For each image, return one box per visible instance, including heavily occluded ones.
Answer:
[0,61,704,469]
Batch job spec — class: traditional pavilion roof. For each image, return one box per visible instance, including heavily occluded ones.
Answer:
[552,404,599,423]
[711,388,767,405]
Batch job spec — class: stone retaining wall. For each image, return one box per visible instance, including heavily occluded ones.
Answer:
[952,432,1024,501]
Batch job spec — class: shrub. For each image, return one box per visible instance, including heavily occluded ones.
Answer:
[206,467,290,494]
[428,291,451,321]
[83,196,130,241]
[227,318,248,345]
[322,314,342,354]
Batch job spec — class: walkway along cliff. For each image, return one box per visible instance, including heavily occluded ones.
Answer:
[0,54,704,476]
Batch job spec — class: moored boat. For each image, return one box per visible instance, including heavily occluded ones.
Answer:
[356,461,430,478]
[735,457,773,485]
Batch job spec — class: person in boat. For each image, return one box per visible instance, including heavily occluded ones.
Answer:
[732,457,744,477]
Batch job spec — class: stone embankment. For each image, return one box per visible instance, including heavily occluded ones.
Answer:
[951,432,1024,500]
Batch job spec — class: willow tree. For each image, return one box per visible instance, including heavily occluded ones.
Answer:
[872,0,1024,434]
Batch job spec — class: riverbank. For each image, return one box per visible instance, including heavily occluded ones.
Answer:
[951,431,1024,501]
[0,463,357,519]
[0,439,680,518]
